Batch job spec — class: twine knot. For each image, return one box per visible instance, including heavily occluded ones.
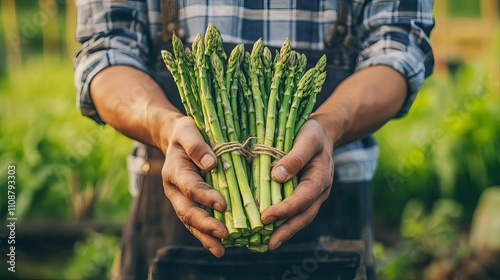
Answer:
[212,137,286,162]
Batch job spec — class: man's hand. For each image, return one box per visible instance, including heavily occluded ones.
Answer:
[260,65,408,250]
[161,116,229,258]
[261,118,336,250]
[90,66,229,257]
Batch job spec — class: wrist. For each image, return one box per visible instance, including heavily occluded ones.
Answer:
[91,65,185,152]
[310,105,349,150]
[149,105,184,154]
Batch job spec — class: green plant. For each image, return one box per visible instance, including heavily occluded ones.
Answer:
[64,230,120,280]
[372,45,500,225]
[0,57,132,221]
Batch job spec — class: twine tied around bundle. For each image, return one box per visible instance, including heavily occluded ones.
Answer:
[212,137,287,163]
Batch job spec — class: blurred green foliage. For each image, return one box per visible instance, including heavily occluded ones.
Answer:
[447,0,482,18]
[372,51,500,225]
[0,57,132,222]
[375,199,469,280]
[64,230,120,280]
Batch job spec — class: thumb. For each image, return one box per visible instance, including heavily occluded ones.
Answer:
[271,130,321,182]
[176,117,217,171]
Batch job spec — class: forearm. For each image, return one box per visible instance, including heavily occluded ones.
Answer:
[311,65,407,147]
[90,65,184,152]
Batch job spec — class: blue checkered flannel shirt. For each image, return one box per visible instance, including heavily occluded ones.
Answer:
[74,0,434,183]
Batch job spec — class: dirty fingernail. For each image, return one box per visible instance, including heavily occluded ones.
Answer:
[263,215,277,224]
[211,228,227,239]
[200,153,215,169]
[212,202,224,212]
[209,247,223,258]
[272,165,289,181]
[273,240,283,250]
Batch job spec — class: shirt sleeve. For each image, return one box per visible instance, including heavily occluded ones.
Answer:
[354,0,435,118]
[73,0,152,124]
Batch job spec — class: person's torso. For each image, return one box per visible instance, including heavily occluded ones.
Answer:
[148,0,378,183]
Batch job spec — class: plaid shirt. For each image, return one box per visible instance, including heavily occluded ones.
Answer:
[74,0,434,183]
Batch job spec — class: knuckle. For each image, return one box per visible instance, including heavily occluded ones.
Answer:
[298,188,317,211]
[183,181,211,202]
[161,161,176,184]
[179,207,195,227]
[281,225,297,241]
[184,140,206,159]
[184,185,195,200]
[305,214,315,226]
[305,206,320,226]
[309,133,323,148]
[283,156,306,174]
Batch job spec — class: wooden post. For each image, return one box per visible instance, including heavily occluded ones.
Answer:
[1,0,22,71]
[65,0,79,57]
[39,0,60,59]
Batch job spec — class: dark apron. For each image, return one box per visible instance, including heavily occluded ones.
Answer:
[120,5,375,280]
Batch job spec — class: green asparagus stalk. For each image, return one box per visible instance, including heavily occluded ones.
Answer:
[238,73,249,142]
[271,50,297,206]
[225,44,244,141]
[262,46,273,96]
[211,51,264,232]
[171,36,207,131]
[295,53,307,85]
[239,72,259,204]
[294,71,327,135]
[249,39,266,210]
[195,36,248,229]
[161,50,191,117]
[163,25,328,251]
[282,68,316,197]
[247,244,268,253]
[249,233,261,246]
[260,38,291,217]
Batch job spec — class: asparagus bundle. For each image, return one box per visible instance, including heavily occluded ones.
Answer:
[162,23,326,252]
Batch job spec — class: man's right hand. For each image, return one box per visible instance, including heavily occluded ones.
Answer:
[90,65,228,257]
[161,116,228,257]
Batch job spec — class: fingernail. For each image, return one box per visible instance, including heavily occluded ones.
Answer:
[209,247,224,258]
[211,228,227,239]
[263,215,277,224]
[212,202,224,212]
[273,240,283,250]
[200,153,215,169]
[272,165,289,181]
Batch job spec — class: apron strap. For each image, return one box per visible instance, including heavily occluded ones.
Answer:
[156,0,185,44]
[324,0,350,48]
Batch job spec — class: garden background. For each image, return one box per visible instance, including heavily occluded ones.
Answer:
[0,0,499,279]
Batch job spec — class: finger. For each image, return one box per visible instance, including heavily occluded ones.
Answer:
[187,223,226,258]
[163,181,228,240]
[163,148,226,212]
[271,125,323,182]
[174,116,217,171]
[262,156,333,224]
[267,191,328,250]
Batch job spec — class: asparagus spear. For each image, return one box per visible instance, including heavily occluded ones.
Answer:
[282,68,315,198]
[260,38,291,216]
[239,72,259,205]
[211,51,264,232]
[195,35,248,229]
[295,70,327,135]
[249,39,265,211]
[271,50,297,206]
[262,47,273,94]
[225,44,244,141]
